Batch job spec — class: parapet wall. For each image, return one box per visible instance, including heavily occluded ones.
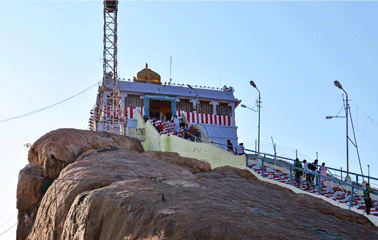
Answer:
[137,110,245,169]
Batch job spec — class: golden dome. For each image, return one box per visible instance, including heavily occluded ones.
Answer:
[135,63,161,84]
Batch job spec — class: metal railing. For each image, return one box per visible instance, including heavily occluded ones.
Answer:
[246,153,378,210]
[242,147,378,189]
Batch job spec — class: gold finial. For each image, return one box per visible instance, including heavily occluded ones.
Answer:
[145,63,148,69]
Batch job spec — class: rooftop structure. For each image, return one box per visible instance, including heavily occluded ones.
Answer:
[91,64,241,148]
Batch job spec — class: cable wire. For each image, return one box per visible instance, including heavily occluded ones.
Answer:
[0,211,17,229]
[0,82,100,123]
[0,222,17,236]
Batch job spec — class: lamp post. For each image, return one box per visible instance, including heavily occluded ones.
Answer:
[326,80,350,180]
[250,81,261,155]
[187,84,199,124]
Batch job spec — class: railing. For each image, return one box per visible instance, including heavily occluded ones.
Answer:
[246,152,378,210]
[242,148,378,189]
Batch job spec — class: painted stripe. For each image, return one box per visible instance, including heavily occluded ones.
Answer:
[130,107,133,119]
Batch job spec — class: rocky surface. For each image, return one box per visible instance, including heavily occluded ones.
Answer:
[17,128,378,240]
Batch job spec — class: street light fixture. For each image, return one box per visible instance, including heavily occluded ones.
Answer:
[328,80,350,180]
[325,116,345,119]
[241,104,257,112]
[250,81,261,155]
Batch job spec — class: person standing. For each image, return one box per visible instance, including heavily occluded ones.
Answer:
[364,183,373,215]
[311,159,319,185]
[303,160,311,187]
[237,143,245,155]
[294,158,303,188]
[320,162,327,187]
[172,115,181,135]
[307,161,316,186]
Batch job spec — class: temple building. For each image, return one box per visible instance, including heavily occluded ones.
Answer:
[91,64,241,148]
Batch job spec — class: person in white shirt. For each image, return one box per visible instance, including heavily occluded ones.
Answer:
[237,143,245,155]
[303,159,312,187]
[171,115,181,135]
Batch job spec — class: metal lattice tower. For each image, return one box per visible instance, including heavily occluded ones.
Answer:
[101,0,124,134]
[103,0,118,83]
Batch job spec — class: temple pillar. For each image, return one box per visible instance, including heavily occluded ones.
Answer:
[190,99,199,112]
[210,101,219,115]
[173,98,180,116]
[228,102,235,126]
[171,99,177,116]
[142,96,149,117]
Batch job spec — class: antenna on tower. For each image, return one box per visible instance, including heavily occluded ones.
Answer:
[169,56,172,84]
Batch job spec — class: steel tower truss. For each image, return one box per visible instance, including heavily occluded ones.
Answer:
[100,0,124,134]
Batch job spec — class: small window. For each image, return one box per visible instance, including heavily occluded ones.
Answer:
[176,99,193,112]
[125,95,144,108]
[199,101,212,114]
[216,103,232,115]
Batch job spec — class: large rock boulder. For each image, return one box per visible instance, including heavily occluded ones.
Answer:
[28,128,144,179]
[16,163,52,240]
[17,128,145,240]
[17,129,378,240]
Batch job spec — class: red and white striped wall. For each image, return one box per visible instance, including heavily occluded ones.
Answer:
[123,106,144,119]
[177,110,232,126]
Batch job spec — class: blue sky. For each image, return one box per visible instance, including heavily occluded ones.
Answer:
[1,1,378,238]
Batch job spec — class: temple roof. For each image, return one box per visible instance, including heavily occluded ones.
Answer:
[134,63,161,84]
[118,81,240,105]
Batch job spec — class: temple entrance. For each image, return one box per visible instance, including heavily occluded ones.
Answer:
[149,100,172,120]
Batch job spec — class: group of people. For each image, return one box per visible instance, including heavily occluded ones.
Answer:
[294,159,376,216]
[226,139,245,155]
[182,124,201,142]
[149,115,201,141]
[171,115,202,141]
[293,158,327,188]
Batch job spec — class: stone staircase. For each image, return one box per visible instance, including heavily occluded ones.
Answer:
[250,164,378,216]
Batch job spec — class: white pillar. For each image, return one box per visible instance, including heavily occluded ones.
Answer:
[228,102,235,126]
[190,99,199,111]
[210,101,219,115]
